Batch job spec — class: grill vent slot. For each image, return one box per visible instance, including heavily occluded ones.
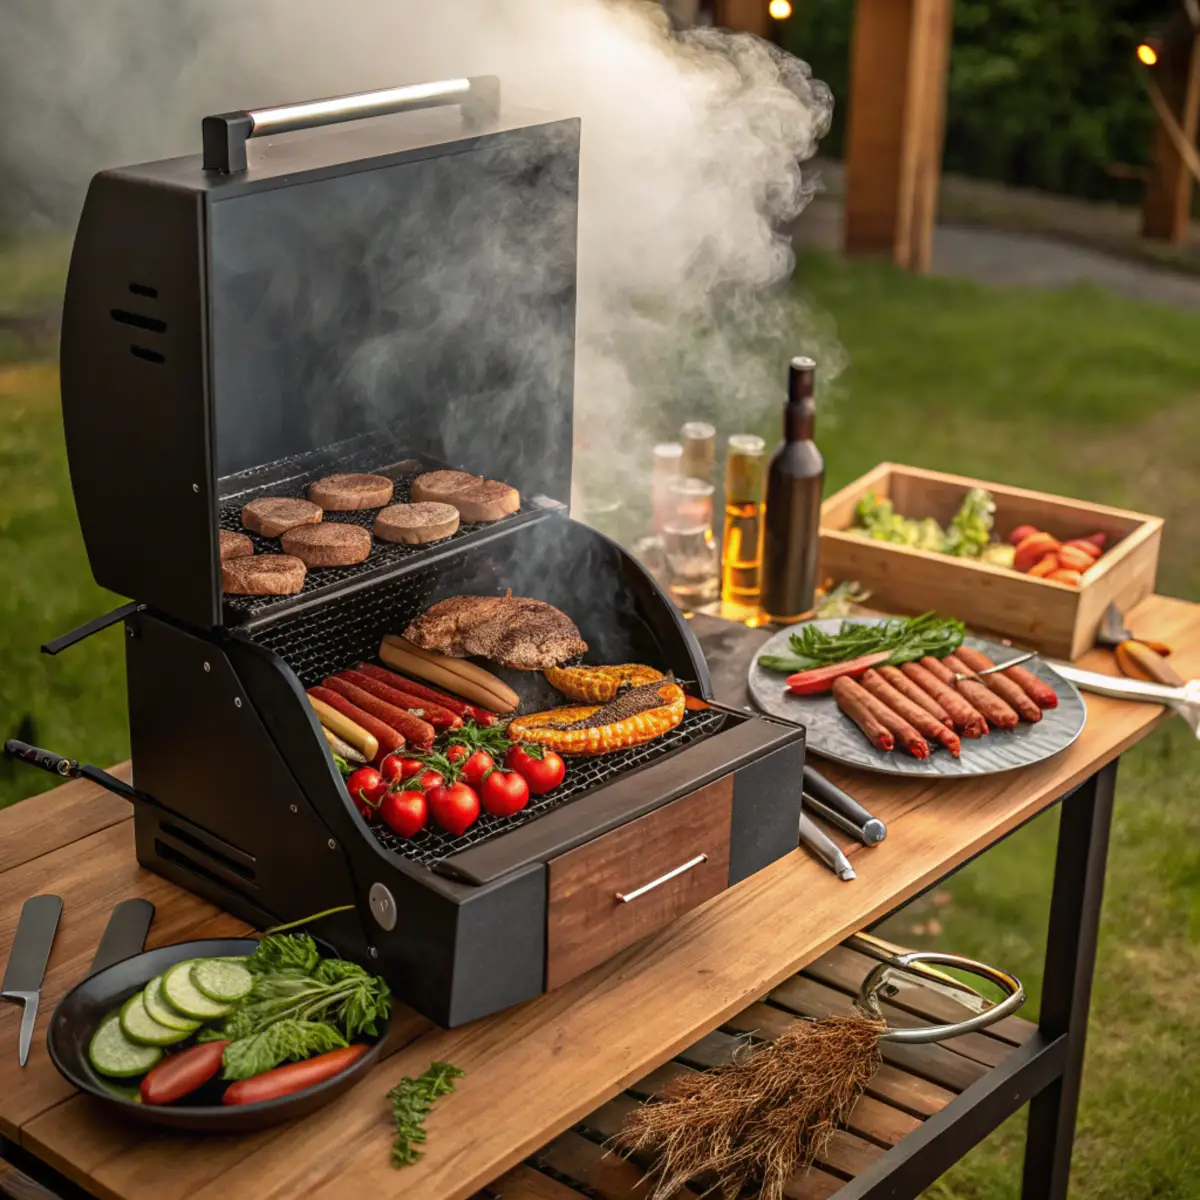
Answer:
[111,308,167,333]
[130,345,165,364]
[159,819,257,880]
[129,283,158,298]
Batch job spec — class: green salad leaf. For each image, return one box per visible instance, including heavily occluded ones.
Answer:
[247,932,321,975]
[222,1019,348,1080]
[389,1062,465,1167]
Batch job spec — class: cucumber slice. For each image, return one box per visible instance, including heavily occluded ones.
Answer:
[162,960,233,1020]
[191,959,253,1003]
[142,974,201,1033]
[120,992,191,1047]
[88,1011,162,1078]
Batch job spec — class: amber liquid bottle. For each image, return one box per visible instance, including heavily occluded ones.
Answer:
[761,356,824,623]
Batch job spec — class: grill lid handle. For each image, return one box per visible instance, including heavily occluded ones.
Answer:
[202,75,501,173]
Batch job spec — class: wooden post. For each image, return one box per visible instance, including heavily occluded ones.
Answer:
[1142,27,1200,244]
[843,0,955,272]
[714,0,769,37]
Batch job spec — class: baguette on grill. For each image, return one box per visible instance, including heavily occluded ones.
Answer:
[307,696,379,762]
[411,470,520,524]
[322,726,367,765]
[241,497,323,538]
[379,635,519,713]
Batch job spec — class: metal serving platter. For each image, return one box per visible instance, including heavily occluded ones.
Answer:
[747,618,1086,777]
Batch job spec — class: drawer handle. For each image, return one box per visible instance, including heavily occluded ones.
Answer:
[615,854,708,904]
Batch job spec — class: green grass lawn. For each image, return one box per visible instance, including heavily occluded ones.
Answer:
[1,240,1198,1197]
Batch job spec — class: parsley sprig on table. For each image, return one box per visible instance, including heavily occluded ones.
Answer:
[389,1062,466,1167]
[758,613,965,674]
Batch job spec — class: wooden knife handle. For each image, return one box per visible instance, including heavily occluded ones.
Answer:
[1121,641,1186,688]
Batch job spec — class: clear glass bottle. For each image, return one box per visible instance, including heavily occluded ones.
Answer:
[721,434,766,623]
[680,421,717,485]
[662,476,719,609]
[761,356,825,623]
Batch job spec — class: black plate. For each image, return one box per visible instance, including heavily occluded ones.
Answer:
[47,938,385,1132]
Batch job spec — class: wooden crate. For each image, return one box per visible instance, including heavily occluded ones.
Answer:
[819,463,1163,660]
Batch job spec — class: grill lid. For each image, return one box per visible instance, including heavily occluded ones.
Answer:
[60,78,580,630]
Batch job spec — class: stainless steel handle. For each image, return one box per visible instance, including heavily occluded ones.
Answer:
[855,948,1025,1043]
[202,75,501,173]
[615,854,708,904]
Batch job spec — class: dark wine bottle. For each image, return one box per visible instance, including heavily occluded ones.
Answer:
[761,356,825,623]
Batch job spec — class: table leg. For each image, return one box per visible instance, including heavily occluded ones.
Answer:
[1021,759,1118,1200]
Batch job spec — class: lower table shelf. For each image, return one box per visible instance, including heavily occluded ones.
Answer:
[478,939,1037,1200]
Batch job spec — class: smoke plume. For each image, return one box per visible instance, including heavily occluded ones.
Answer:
[1,0,841,526]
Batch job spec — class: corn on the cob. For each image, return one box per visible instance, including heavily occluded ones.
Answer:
[544,663,664,703]
[507,681,686,756]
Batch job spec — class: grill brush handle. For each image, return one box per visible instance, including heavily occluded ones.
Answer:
[4,739,147,806]
[203,75,501,173]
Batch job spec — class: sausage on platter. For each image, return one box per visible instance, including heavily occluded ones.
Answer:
[954,645,1058,710]
[829,676,894,752]
[320,677,436,750]
[950,647,1043,723]
[833,676,930,759]
[877,664,951,725]
[941,655,1020,729]
[920,656,958,686]
[900,662,989,738]
[335,669,462,730]
[860,669,961,757]
[307,687,405,763]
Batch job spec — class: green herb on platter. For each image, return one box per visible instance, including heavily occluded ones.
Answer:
[389,1061,466,1167]
[758,612,965,674]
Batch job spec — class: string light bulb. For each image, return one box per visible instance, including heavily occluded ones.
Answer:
[768,0,793,19]
[1136,42,1159,66]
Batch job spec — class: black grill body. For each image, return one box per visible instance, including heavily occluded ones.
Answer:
[55,82,806,1028]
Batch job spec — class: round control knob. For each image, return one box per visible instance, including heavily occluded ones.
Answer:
[368,882,397,932]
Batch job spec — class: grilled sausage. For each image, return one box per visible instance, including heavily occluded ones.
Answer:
[320,678,435,751]
[900,662,989,738]
[307,687,405,763]
[950,647,1043,723]
[941,655,1020,729]
[877,664,951,724]
[861,670,961,757]
[833,676,929,758]
[335,670,462,731]
[954,645,1058,710]
[830,676,894,752]
[920,656,957,686]
[355,663,497,724]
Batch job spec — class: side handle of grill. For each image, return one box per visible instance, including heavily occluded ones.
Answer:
[202,75,501,173]
[3,740,147,807]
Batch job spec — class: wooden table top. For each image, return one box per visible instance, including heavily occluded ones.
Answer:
[3,593,1198,1200]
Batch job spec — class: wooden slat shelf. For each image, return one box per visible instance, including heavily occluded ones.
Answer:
[483,940,1037,1200]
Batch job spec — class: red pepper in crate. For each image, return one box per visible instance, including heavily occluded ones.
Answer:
[785,651,891,696]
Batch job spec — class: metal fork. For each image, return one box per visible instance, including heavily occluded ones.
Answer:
[953,650,1037,682]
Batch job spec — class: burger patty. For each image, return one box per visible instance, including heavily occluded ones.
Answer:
[308,473,394,511]
[373,502,460,545]
[219,530,254,562]
[411,470,520,523]
[222,554,307,596]
[242,497,323,538]
[280,522,373,567]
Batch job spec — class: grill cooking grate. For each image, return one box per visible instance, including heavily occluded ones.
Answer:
[219,430,546,626]
[370,709,728,870]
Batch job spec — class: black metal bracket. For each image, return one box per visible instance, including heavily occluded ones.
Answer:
[41,601,141,656]
[3,739,148,807]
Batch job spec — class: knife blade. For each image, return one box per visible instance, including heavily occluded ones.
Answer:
[1049,662,1191,705]
[1,894,63,1066]
[89,899,154,977]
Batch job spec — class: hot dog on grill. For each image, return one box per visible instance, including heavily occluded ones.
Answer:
[900,662,988,738]
[860,669,961,757]
[949,647,1042,723]
[953,645,1057,710]
[307,687,405,763]
[334,669,462,730]
[320,677,436,751]
[940,655,1020,729]
[355,663,498,724]
[833,676,930,758]
[876,664,951,724]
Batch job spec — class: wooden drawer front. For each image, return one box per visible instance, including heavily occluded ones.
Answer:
[545,777,734,990]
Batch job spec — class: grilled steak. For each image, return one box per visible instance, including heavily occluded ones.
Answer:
[308,473,393,511]
[242,497,323,538]
[281,522,372,567]
[411,470,520,524]
[219,530,254,562]
[221,554,307,595]
[374,502,460,545]
[404,593,587,670]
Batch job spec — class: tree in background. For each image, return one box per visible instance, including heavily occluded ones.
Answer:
[782,0,1184,204]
